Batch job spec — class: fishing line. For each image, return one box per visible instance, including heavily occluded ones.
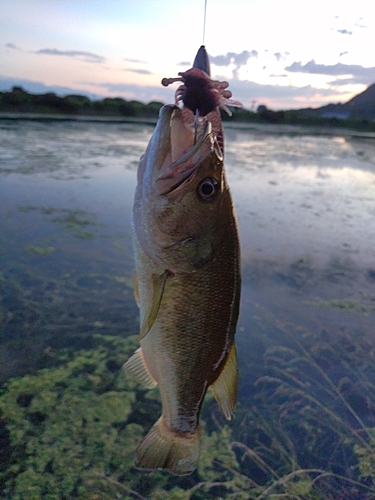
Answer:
[202,0,207,46]
[194,0,208,144]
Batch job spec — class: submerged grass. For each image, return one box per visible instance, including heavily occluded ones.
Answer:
[25,246,55,256]
[1,321,374,498]
[306,297,373,314]
[235,316,375,499]
[18,205,104,240]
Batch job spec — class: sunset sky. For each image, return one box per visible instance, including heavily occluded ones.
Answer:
[1,0,375,109]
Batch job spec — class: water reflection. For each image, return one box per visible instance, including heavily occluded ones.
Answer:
[224,132,375,266]
[0,120,153,177]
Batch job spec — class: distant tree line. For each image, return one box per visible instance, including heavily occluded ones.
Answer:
[224,104,375,132]
[0,86,163,118]
[1,86,374,132]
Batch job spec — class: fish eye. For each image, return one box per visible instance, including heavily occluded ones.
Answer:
[197,177,220,202]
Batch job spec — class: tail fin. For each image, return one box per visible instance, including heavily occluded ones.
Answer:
[135,417,200,475]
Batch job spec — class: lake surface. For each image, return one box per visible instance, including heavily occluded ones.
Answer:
[1,119,375,498]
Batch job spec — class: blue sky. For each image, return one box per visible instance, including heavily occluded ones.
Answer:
[1,0,375,109]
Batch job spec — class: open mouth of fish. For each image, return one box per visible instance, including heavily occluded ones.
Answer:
[154,107,223,196]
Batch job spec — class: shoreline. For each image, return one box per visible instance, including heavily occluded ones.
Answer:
[223,121,375,139]
[1,112,375,139]
[0,112,158,125]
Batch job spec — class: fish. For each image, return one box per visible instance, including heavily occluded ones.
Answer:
[124,45,241,476]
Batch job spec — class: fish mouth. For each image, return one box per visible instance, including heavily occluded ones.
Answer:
[155,109,217,196]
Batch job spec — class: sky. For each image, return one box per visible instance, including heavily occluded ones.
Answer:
[1,0,375,110]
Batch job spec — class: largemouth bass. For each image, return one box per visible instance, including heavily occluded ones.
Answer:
[124,46,241,475]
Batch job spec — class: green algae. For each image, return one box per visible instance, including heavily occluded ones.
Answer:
[26,246,55,256]
[0,335,138,498]
[1,327,374,499]
[19,206,103,240]
[306,297,373,314]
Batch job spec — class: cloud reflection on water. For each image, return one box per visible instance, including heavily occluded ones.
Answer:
[224,130,375,267]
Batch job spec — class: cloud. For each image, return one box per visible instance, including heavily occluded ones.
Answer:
[355,17,367,28]
[0,76,98,98]
[124,68,153,75]
[5,43,19,50]
[211,50,258,66]
[36,48,105,64]
[327,78,361,87]
[227,78,338,100]
[274,52,289,62]
[222,77,352,109]
[94,81,174,103]
[210,50,258,79]
[177,61,191,67]
[123,57,146,63]
[337,29,352,35]
[269,74,288,78]
[285,59,375,84]
[339,51,348,58]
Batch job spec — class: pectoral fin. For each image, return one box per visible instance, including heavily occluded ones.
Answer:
[210,344,238,420]
[134,274,140,306]
[123,347,157,389]
[139,270,171,341]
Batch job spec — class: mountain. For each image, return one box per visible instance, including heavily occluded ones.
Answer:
[298,83,375,121]
[345,83,375,119]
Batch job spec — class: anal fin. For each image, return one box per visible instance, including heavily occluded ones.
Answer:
[210,344,238,420]
[123,347,157,389]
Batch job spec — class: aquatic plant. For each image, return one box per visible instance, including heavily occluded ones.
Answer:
[18,206,103,240]
[0,336,252,499]
[25,246,55,256]
[0,335,139,498]
[1,322,374,499]
[236,318,375,499]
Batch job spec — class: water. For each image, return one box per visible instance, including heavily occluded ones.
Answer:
[1,119,374,498]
